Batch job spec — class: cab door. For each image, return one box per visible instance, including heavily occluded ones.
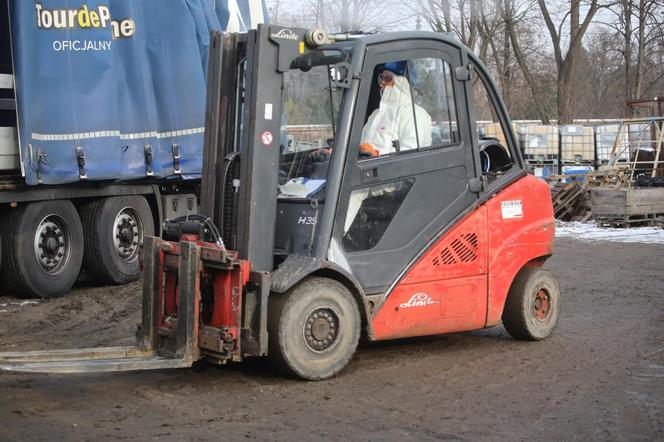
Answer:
[329,39,482,297]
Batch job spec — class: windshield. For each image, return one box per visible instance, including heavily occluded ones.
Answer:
[278,64,342,200]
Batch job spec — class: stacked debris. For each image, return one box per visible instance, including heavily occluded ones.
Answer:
[546,117,664,228]
[551,181,591,222]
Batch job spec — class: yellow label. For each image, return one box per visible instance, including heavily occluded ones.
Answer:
[299,41,305,54]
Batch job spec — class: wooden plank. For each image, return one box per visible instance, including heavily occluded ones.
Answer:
[626,205,664,216]
[591,188,627,215]
[625,188,664,206]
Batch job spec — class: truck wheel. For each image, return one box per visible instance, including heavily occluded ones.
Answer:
[80,196,154,285]
[502,268,560,340]
[0,200,83,298]
[268,277,361,380]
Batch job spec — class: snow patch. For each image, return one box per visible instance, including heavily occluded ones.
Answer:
[12,300,40,307]
[556,221,664,244]
[0,300,41,313]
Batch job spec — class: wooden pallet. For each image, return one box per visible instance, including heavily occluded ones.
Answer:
[591,187,664,228]
[596,212,664,228]
[552,181,588,221]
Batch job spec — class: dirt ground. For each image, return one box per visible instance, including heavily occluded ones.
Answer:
[0,237,662,441]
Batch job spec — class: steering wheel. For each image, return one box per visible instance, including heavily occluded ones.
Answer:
[480,150,490,173]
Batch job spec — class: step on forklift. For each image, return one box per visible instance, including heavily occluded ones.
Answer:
[0,26,559,380]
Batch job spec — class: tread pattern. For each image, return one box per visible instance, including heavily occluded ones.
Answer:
[80,196,154,285]
[268,277,361,380]
[0,201,83,298]
[502,268,559,341]
[80,198,107,283]
[0,205,27,295]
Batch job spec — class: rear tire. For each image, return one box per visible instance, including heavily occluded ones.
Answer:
[0,200,83,298]
[268,277,361,380]
[80,196,154,285]
[502,268,560,340]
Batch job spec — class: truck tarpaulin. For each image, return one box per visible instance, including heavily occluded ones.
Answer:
[9,0,265,185]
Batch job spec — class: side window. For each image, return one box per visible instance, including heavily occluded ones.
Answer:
[342,179,415,252]
[472,68,515,176]
[359,58,458,158]
[277,65,342,199]
[410,58,459,147]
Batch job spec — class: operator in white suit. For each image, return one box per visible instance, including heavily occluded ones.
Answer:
[345,63,432,236]
[358,64,432,157]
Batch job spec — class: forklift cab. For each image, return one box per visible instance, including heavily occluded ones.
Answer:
[264,29,523,296]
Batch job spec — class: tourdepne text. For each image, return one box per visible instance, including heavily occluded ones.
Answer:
[35,3,136,39]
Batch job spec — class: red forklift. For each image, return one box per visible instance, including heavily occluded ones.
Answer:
[0,26,559,380]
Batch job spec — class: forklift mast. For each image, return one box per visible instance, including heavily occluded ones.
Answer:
[199,25,336,272]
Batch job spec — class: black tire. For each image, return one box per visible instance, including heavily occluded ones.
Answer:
[80,196,154,285]
[502,267,560,341]
[0,200,84,298]
[268,277,361,380]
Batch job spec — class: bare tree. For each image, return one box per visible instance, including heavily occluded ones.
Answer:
[501,0,552,123]
[538,0,601,123]
[324,0,385,32]
[416,0,482,50]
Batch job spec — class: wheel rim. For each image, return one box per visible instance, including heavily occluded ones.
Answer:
[532,288,551,321]
[33,214,71,275]
[303,308,340,352]
[112,207,143,263]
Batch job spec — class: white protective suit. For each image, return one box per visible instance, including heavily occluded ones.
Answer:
[344,75,433,235]
[360,74,432,155]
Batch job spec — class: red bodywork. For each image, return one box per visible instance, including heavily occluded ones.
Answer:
[372,175,555,340]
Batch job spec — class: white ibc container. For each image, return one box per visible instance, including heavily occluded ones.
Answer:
[560,125,594,163]
[595,124,629,163]
[519,125,559,161]
[1,73,19,171]
[626,123,654,153]
[0,126,19,170]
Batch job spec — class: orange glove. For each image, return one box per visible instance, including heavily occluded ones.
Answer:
[359,143,379,158]
[310,147,332,162]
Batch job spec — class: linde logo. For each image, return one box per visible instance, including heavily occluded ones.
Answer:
[270,28,299,41]
[399,293,440,308]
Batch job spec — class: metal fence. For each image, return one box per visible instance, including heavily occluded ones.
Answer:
[284,118,664,180]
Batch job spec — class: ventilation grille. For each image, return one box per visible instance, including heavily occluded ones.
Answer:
[432,233,478,266]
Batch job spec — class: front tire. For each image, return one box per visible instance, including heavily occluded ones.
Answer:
[80,196,154,285]
[268,277,361,380]
[502,268,560,340]
[0,200,84,298]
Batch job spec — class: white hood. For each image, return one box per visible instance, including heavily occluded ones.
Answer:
[360,75,432,155]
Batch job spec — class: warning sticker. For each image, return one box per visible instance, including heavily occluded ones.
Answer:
[501,200,523,219]
[260,131,273,146]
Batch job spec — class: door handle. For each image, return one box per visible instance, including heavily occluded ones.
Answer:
[361,167,379,184]
[469,176,486,193]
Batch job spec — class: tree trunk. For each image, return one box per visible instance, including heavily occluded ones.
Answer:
[557,63,575,124]
[634,0,647,100]
[622,0,633,114]
[538,0,599,124]
[504,0,551,123]
[442,0,451,32]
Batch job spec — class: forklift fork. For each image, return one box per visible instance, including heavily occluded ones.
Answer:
[0,237,216,374]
